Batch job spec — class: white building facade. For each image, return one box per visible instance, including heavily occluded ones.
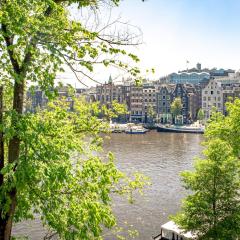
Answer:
[202,78,223,119]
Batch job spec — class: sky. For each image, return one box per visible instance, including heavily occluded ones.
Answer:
[61,0,240,87]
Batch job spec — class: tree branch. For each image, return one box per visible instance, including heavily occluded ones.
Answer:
[1,25,21,74]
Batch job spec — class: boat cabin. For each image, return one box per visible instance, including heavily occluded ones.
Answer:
[153,221,195,240]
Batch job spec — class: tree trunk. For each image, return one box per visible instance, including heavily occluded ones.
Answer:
[0,4,54,239]
[2,81,25,240]
[0,85,6,240]
[0,86,4,187]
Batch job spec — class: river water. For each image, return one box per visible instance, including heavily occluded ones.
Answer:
[13,131,203,239]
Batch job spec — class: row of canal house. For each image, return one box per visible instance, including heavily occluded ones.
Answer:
[156,84,201,124]
[202,75,240,119]
[96,79,202,124]
[27,79,203,124]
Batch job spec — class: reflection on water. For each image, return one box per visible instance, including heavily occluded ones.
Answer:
[13,131,203,240]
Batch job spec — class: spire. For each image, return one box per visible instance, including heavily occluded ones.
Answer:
[108,75,113,84]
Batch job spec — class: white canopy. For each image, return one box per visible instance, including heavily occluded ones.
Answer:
[161,221,196,239]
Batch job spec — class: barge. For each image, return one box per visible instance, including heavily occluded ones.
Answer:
[156,124,204,134]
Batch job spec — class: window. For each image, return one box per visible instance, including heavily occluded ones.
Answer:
[211,91,214,95]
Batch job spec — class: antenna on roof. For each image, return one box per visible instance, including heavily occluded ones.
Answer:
[186,60,189,72]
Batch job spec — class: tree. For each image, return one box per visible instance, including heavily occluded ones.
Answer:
[173,99,240,239]
[197,108,205,122]
[100,100,128,123]
[0,1,147,239]
[170,97,182,124]
[146,105,156,124]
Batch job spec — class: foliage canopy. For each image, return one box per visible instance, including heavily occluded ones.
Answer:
[197,108,204,121]
[170,97,182,117]
[173,99,240,240]
[0,0,147,239]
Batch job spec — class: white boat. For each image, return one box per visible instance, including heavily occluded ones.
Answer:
[109,123,128,133]
[153,221,196,240]
[157,122,204,134]
[125,125,147,134]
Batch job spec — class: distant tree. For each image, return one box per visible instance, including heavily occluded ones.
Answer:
[170,97,182,124]
[147,105,156,123]
[197,108,205,122]
[102,100,128,122]
[173,99,240,240]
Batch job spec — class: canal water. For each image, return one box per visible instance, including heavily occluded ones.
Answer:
[13,131,203,239]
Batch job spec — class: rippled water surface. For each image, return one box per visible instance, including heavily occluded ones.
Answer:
[104,132,203,240]
[13,131,203,239]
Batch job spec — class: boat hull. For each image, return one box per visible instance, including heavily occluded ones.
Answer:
[125,130,147,134]
[157,125,204,134]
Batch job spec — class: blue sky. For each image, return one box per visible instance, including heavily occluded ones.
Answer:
[62,0,240,86]
[116,0,240,73]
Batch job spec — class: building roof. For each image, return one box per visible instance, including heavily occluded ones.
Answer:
[170,72,210,76]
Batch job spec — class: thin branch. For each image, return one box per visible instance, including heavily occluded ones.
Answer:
[61,54,102,85]
[1,25,21,74]
[96,35,141,46]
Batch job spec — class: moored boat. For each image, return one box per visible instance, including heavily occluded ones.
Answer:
[125,126,147,134]
[156,124,204,134]
[152,221,196,240]
[109,123,128,133]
